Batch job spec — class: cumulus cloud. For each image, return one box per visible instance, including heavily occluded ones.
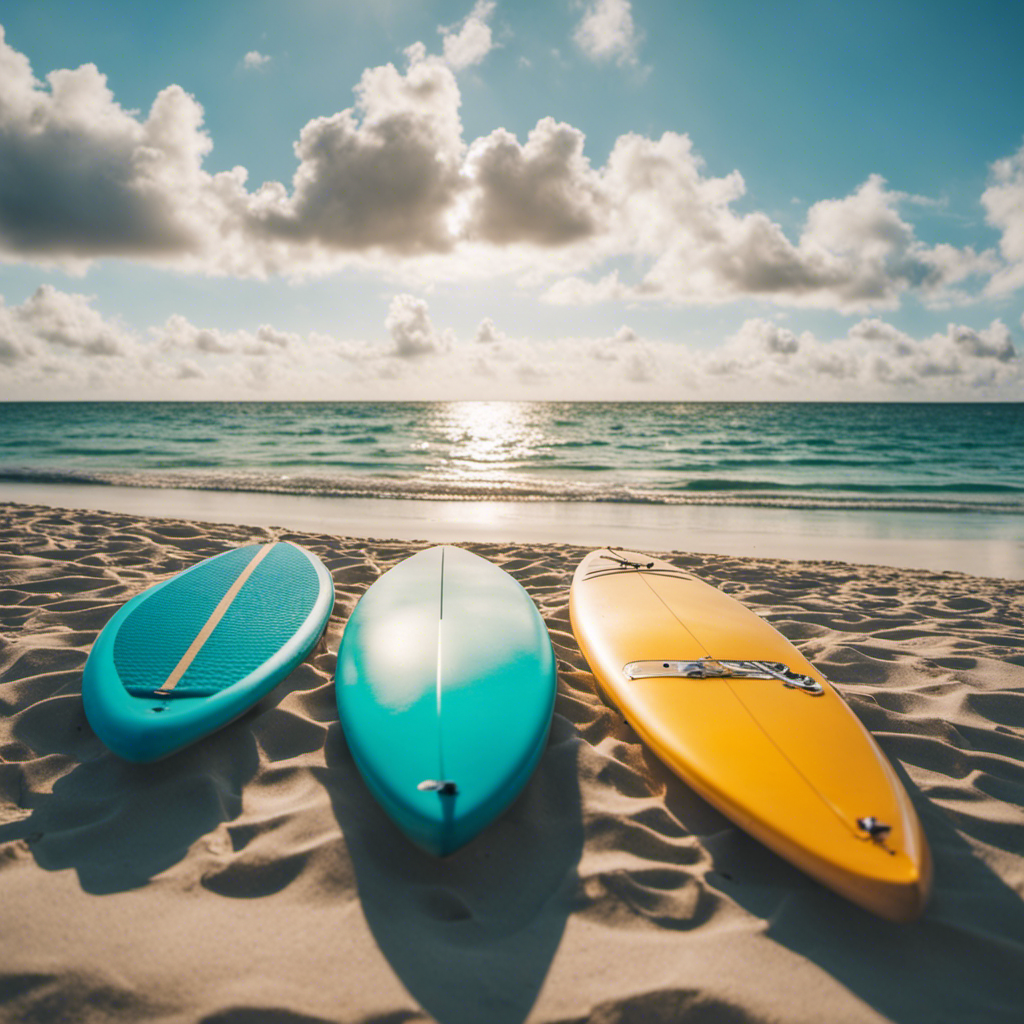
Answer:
[242,51,271,70]
[465,118,605,245]
[473,317,504,344]
[0,334,23,365]
[251,324,295,350]
[440,1,497,71]
[154,315,300,356]
[2,285,1019,400]
[541,270,624,305]
[156,314,238,354]
[573,0,640,65]
[0,26,1014,315]
[176,359,204,380]
[949,320,1015,362]
[621,349,655,382]
[385,293,452,358]
[0,285,376,399]
[0,303,30,364]
[0,28,469,269]
[705,319,813,378]
[546,146,993,312]
[0,26,209,260]
[247,46,466,255]
[982,139,1024,295]
[703,316,1019,392]
[1,284,132,356]
[578,325,655,379]
[154,315,200,353]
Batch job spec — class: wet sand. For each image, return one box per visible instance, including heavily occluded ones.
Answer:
[4,481,1024,578]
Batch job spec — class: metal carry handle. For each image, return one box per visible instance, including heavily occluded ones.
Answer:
[623,658,824,695]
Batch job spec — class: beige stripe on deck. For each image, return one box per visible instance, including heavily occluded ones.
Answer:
[158,542,277,692]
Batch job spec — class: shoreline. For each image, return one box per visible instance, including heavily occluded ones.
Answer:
[1,502,1023,1022]
[3,481,1024,578]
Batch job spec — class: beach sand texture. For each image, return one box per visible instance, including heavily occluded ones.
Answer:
[1,501,1023,1024]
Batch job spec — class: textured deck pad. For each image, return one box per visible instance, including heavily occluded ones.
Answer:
[115,543,320,696]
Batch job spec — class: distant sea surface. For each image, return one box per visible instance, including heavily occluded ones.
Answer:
[2,401,1023,517]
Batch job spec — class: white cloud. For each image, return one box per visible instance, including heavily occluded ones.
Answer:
[371,302,1021,398]
[573,0,640,66]
[465,117,605,245]
[541,270,625,305]
[154,315,300,356]
[0,335,24,365]
[157,314,238,354]
[0,26,209,260]
[0,26,1014,317]
[982,139,1024,295]
[247,46,466,256]
[242,51,272,70]
[621,349,655,382]
[0,287,372,399]
[2,285,1019,400]
[579,325,656,379]
[701,316,1020,393]
[473,317,504,344]
[252,324,295,350]
[2,285,132,356]
[949,320,1015,361]
[385,293,452,358]
[440,1,497,71]
[176,359,204,380]
[0,303,32,364]
[705,319,814,378]
[461,314,1021,398]
[0,29,468,271]
[545,147,994,312]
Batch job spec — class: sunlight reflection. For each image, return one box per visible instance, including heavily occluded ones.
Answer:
[430,402,547,483]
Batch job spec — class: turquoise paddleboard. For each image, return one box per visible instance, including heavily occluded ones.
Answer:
[83,541,334,762]
[336,545,556,856]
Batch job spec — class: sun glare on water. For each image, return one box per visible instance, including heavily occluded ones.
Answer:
[428,401,547,489]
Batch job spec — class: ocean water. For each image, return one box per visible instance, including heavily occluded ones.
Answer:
[1,401,1023,516]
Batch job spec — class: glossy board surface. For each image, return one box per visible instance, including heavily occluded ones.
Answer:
[570,548,931,921]
[336,545,556,855]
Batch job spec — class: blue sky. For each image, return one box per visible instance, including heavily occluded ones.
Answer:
[1,0,1022,399]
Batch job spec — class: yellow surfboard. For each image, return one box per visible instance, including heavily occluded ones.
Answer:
[569,548,931,922]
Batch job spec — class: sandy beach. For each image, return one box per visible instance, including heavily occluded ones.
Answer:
[1,499,1023,1024]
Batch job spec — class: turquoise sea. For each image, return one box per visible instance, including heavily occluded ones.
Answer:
[2,401,1023,515]
[2,401,1023,577]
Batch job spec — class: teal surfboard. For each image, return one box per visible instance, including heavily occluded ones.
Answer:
[336,545,556,856]
[83,541,334,762]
